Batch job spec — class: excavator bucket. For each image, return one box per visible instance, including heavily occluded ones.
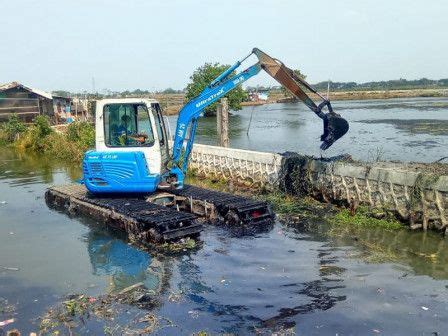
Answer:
[253,48,349,150]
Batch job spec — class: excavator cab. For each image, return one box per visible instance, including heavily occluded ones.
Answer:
[83,99,169,193]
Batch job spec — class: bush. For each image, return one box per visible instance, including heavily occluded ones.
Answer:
[33,115,53,138]
[5,116,95,163]
[15,115,54,152]
[58,122,95,162]
[66,121,95,149]
[0,114,26,143]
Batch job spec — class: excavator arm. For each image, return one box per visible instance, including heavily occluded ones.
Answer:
[253,48,349,150]
[167,48,349,188]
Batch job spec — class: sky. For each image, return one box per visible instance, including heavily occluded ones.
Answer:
[1,0,447,93]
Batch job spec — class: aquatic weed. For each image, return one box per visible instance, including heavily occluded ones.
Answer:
[331,206,402,231]
[160,237,197,253]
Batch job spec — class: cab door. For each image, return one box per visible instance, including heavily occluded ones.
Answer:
[151,103,170,173]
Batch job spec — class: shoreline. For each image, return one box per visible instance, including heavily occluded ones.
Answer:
[242,88,448,107]
[159,88,448,114]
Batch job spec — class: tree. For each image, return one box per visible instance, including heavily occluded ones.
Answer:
[52,90,71,98]
[185,63,248,116]
[281,69,307,97]
[161,88,179,94]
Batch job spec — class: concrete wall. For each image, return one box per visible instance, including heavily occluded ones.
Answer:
[189,143,282,186]
[188,143,448,231]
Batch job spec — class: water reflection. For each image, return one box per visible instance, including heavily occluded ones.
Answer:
[319,224,448,280]
[0,148,81,184]
[166,224,349,333]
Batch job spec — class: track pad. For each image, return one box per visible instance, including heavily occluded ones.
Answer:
[320,114,349,150]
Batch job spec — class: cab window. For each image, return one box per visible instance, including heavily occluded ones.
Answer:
[104,104,155,147]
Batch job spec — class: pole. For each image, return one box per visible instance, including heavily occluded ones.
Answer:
[246,105,255,136]
[217,98,229,147]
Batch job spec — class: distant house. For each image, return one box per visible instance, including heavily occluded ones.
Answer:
[248,90,269,102]
[52,95,73,122]
[0,81,55,122]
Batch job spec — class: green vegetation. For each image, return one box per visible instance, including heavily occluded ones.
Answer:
[51,90,71,98]
[0,114,27,144]
[331,206,403,231]
[160,237,197,253]
[160,87,182,94]
[261,191,320,215]
[0,114,94,162]
[185,63,247,116]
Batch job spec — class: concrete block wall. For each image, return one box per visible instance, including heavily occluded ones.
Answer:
[281,154,448,231]
[188,143,448,231]
[189,143,282,186]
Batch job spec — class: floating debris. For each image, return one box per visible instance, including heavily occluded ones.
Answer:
[0,266,19,272]
[0,318,15,327]
[38,284,163,335]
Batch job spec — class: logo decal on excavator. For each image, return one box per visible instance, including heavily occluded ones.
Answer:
[195,88,225,108]
[102,154,118,159]
[177,123,186,138]
[232,76,244,85]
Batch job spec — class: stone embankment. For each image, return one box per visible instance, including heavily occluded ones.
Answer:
[188,143,448,232]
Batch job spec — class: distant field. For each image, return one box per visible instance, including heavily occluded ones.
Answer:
[154,88,448,115]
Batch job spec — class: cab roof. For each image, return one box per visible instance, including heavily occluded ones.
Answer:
[97,98,159,105]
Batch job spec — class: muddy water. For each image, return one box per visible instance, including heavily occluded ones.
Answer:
[1,149,448,335]
[168,97,448,163]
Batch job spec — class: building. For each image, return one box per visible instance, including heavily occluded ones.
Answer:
[248,90,269,102]
[0,81,55,122]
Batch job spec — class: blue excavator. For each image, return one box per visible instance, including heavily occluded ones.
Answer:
[83,48,349,194]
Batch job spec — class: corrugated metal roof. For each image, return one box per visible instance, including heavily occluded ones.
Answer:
[0,81,53,100]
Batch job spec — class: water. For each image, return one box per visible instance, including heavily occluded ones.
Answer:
[2,147,448,335]
[168,97,448,163]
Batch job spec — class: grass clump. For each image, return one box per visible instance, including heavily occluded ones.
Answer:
[262,191,307,214]
[332,206,402,231]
